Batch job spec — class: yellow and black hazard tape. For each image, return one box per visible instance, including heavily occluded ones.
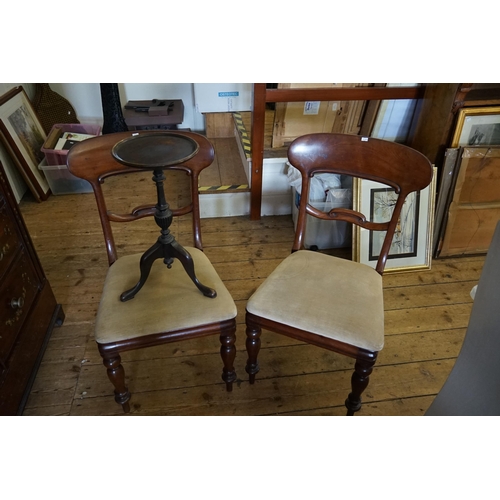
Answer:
[199,184,249,192]
[233,112,251,159]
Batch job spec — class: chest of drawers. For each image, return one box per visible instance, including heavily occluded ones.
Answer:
[0,161,64,415]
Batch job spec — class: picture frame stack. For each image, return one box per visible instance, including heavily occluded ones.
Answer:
[433,106,500,257]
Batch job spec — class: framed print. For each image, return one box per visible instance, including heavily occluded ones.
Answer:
[451,106,500,148]
[0,86,50,201]
[353,167,437,273]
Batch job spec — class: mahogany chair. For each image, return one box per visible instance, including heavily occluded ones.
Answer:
[245,133,433,415]
[67,130,237,413]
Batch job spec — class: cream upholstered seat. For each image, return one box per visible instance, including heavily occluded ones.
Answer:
[67,130,237,413]
[245,133,433,415]
[96,248,237,344]
[247,250,384,352]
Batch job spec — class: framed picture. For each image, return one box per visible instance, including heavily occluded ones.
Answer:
[451,106,500,148]
[353,167,437,273]
[0,86,50,201]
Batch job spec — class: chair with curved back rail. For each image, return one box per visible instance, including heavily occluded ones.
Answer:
[67,130,237,413]
[245,133,433,415]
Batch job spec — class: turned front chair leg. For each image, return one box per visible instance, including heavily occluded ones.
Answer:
[245,321,262,384]
[345,356,377,416]
[220,327,237,391]
[101,352,131,413]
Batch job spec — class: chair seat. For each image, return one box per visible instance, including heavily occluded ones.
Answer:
[246,250,384,352]
[95,247,237,344]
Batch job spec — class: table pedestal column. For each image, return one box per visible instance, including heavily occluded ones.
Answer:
[120,168,216,302]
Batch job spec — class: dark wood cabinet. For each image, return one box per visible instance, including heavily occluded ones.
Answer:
[0,161,64,415]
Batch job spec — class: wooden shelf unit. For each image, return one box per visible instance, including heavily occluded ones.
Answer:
[249,83,426,220]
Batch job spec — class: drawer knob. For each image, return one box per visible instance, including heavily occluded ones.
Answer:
[10,297,24,309]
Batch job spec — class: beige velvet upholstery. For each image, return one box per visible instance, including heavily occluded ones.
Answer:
[96,247,237,344]
[247,250,384,352]
[245,133,433,415]
[66,130,238,413]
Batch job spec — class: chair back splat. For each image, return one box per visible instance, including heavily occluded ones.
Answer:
[288,133,432,274]
[67,130,237,413]
[245,133,433,415]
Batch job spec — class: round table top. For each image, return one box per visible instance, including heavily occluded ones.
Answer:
[111,132,200,169]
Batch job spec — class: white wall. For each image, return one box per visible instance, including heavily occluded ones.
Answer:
[49,83,205,132]
[0,82,207,201]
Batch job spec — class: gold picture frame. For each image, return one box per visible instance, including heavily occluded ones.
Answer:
[353,167,437,273]
[451,106,500,148]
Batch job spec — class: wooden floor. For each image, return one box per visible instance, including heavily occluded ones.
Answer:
[199,137,249,189]
[18,167,485,416]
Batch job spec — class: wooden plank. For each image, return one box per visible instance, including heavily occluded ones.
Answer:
[213,138,248,186]
[69,325,464,415]
[265,86,425,103]
[383,281,475,310]
[282,395,435,416]
[198,152,221,187]
[69,359,455,416]
[204,113,234,138]
[440,205,500,256]
[250,83,266,219]
[382,256,484,287]
[385,303,472,335]
[22,405,71,416]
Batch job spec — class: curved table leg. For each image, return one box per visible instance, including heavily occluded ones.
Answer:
[168,240,217,298]
[120,241,164,302]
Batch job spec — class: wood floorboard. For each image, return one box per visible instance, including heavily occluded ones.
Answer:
[17,168,484,417]
[199,136,249,190]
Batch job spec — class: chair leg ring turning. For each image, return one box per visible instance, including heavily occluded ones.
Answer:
[345,358,376,416]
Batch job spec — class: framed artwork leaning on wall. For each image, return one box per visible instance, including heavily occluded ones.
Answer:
[0,86,50,201]
[451,106,500,148]
[353,167,437,273]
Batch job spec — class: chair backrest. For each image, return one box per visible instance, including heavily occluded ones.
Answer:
[425,220,500,416]
[287,133,433,274]
[67,130,214,266]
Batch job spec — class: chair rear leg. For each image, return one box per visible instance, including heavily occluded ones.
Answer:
[245,322,262,384]
[345,356,377,416]
[220,325,237,391]
[101,351,131,413]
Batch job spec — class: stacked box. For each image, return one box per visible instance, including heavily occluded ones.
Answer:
[40,123,101,195]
